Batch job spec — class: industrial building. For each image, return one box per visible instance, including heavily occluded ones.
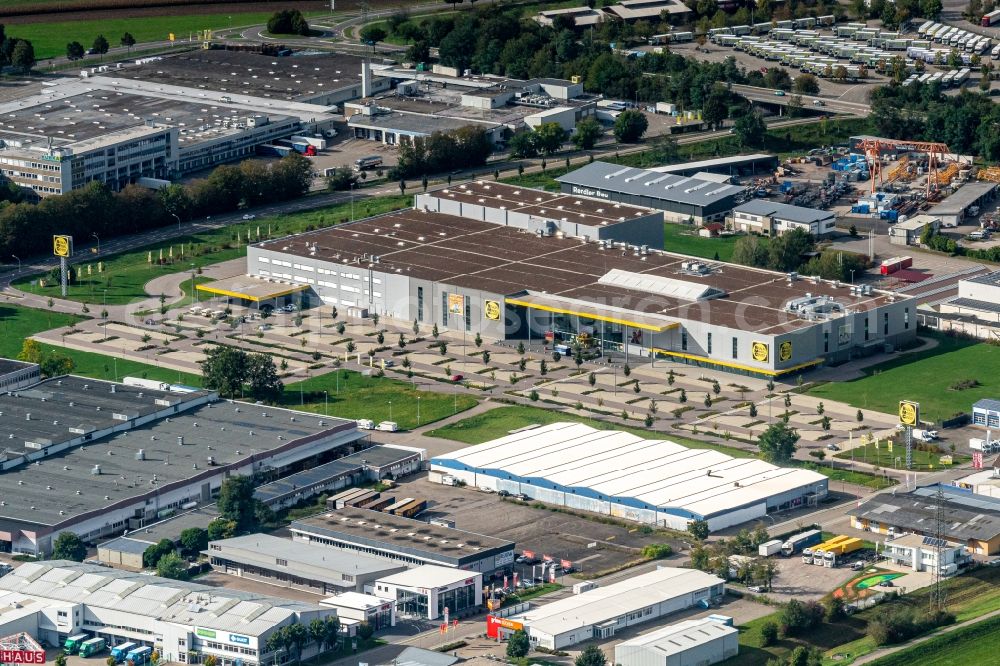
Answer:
[290,508,515,573]
[0,561,339,664]
[0,375,366,556]
[940,271,1000,328]
[490,567,724,649]
[604,0,693,21]
[207,533,407,595]
[927,182,998,226]
[371,566,483,621]
[849,484,1000,555]
[614,618,739,666]
[238,187,916,378]
[344,72,595,145]
[0,50,350,197]
[888,214,940,246]
[430,422,828,531]
[648,154,778,178]
[320,592,396,631]
[882,534,969,573]
[97,504,220,568]
[556,161,745,225]
[730,200,836,237]
[974,398,1000,428]
[535,6,608,27]
[0,359,40,392]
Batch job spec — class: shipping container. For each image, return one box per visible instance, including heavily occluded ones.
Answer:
[384,496,415,514]
[880,256,913,275]
[394,498,427,518]
[255,143,292,158]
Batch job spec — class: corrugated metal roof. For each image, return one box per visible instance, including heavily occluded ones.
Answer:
[556,162,743,207]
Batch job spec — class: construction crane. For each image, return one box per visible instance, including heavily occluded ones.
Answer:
[856,137,952,197]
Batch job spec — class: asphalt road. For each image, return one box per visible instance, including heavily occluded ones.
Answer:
[731,83,873,115]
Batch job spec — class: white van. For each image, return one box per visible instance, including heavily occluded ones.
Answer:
[376,421,398,432]
[356,419,375,430]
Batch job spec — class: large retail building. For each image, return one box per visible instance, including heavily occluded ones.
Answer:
[232,182,916,378]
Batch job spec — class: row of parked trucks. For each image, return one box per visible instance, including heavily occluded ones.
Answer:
[917,21,993,54]
[801,535,864,567]
[64,636,151,664]
[326,487,427,518]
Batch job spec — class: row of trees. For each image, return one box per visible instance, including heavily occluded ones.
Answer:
[392,126,493,179]
[0,152,312,260]
[200,347,284,402]
[0,24,36,73]
[18,339,75,378]
[730,229,870,282]
[265,617,342,662]
[66,33,135,61]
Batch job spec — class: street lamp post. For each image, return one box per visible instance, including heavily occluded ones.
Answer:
[11,255,20,273]
[417,396,421,427]
[388,400,393,422]
[350,182,355,222]
[190,263,197,305]
[92,232,100,254]
[171,213,181,230]
[324,390,328,417]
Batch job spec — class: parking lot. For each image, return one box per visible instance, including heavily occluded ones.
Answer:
[392,471,688,577]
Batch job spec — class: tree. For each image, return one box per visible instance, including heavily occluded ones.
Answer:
[268,9,310,35]
[200,346,248,397]
[326,167,359,191]
[614,109,649,143]
[52,532,86,561]
[204,657,218,666]
[734,110,767,148]
[759,620,779,647]
[156,552,189,580]
[321,616,341,650]
[793,73,820,95]
[246,352,283,403]
[120,32,136,53]
[359,25,388,50]
[688,519,709,541]
[749,403,758,418]
[218,476,257,530]
[575,645,607,666]
[357,621,374,640]
[11,40,35,74]
[286,622,309,662]
[572,117,603,150]
[92,35,110,57]
[509,131,538,158]
[55,655,67,666]
[857,409,865,424]
[731,235,769,268]
[179,528,208,555]
[207,518,237,541]
[533,122,567,155]
[309,618,326,655]
[758,421,799,463]
[474,331,483,348]
[142,539,176,568]
[767,228,814,272]
[506,629,530,658]
[66,41,85,61]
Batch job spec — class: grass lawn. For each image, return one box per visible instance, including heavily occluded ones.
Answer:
[15,196,410,306]
[0,301,203,385]
[834,441,970,471]
[864,614,1000,666]
[281,369,478,431]
[663,223,755,261]
[730,610,869,666]
[503,582,562,606]
[9,13,283,60]
[808,332,998,422]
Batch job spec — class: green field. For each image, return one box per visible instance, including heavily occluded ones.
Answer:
[834,441,970,471]
[663,223,748,261]
[282,370,478,430]
[8,13,280,60]
[0,301,203,385]
[15,196,410,306]
[808,332,998,422]
[864,614,1000,666]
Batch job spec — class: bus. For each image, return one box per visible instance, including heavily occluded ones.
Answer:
[80,638,107,657]
[125,646,153,666]
[110,643,137,663]
[354,155,382,170]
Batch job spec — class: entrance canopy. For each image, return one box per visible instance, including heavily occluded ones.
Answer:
[506,293,679,333]
[196,276,308,303]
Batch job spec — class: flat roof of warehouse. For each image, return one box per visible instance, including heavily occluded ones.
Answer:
[111,50,368,102]
[0,359,37,375]
[0,561,323,633]
[208,533,403,580]
[510,567,722,637]
[648,154,776,173]
[432,423,826,519]
[734,200,834,224]
[290,507,514,556]
[616,618,737,654]
[348,111,500,133]
[255,204,902,334]
[431,180,659,227]
[851,486,1000,541]
[0,377,356,528]
[557,161,745,207]
[928,182,997,216]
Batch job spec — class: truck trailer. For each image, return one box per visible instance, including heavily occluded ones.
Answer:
[781,529,822,556]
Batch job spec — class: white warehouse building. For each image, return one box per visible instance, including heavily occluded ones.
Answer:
[430,423,828,531]
[614,618,738,666]
[498,567,724,649]
[0,561,340,666]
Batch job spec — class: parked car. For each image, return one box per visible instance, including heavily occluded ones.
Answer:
[826,443,840,451]
[356,419,375,430]
[382,359,395,368]
[498,490,511,497]
[748,585,768,593]
[878,580,894,588]
[812,99,825,106]
[283,303,298,312]
[450,374,464,382]
[375,420,398,432]
[242,213,256,220]
[774,90,786,96]
[257,324,272,331]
